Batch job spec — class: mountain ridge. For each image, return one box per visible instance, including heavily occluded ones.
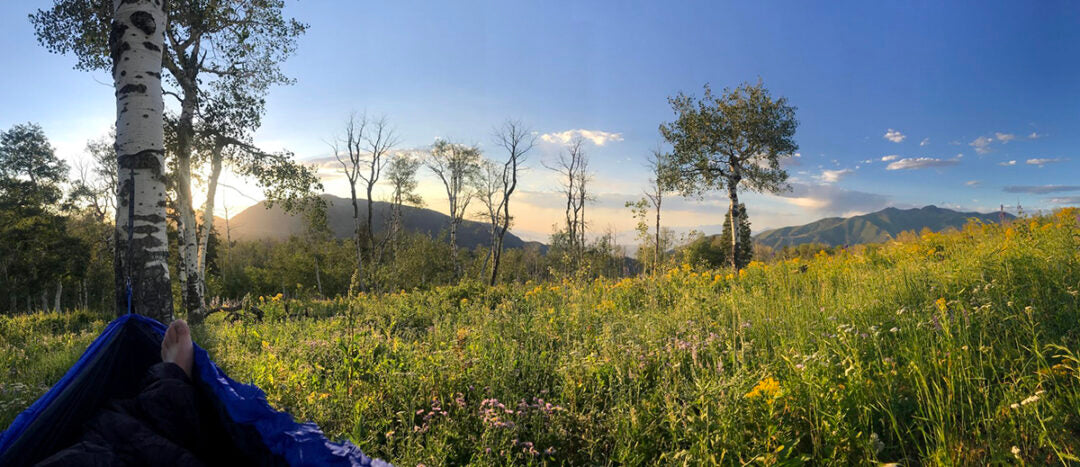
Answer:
[753,205,1013,248]
[222,194,542,251]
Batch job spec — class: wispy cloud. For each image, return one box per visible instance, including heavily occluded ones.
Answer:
[540,129,623,146]
[1026,157,1067,167]
[881,155,898,162]
[818,168,854,184]
[970,136,994,155]
[886,157,960,171]
[995,132,1016,143]
[1048,196,1080,205]
[965,180,981,187]
[884,129,906,143]
[1028,131,1045,139]
[1003,185,1080,194]
[919,137,930,147]
[775,183,890,216]
[998,160,1017,166]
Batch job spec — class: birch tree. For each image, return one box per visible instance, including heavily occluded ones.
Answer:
[109,0,172,320]
[644,148,672,273]
[474,158,505,275]
[489,120,534,285]
[385,152,423,244]
[426,140,481,273]
[660,81,798,270]
[32,0,306,317]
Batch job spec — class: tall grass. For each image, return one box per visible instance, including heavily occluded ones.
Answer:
[3,209,1080,465]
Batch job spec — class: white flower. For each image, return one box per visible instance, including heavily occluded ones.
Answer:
[1011,445,1021,459]
[1020,394,1040,406]
[890,327,899,333]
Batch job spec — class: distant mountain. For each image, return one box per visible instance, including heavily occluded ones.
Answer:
[223,194,542,251]
[753,205,1013,248]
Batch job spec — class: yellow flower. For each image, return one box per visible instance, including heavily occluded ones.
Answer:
[935,297,947,312]
[746,377,782,402]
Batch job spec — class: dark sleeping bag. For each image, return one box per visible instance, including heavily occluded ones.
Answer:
[0,314,388,467]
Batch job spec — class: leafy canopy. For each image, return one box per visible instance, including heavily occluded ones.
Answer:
[659,81,799,197]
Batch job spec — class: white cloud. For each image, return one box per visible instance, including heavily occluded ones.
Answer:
[881,155,899,162]
[970,136,994,155]
[539,129,624,146]
[885,157,960,171]
[965,180,981,187]
[1003,185,1080,194]
[775,183,890,216]
[1028,131,1044,139]
[818,168,854,184]
[1048,196,1080,205]
[884,129,906,143]
[1026,157,1067,167]
[999,160,1017,166]
[995,132,1016,143]
[919,137,930,147]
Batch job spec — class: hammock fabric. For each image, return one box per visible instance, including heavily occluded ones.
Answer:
[0,313,388,466]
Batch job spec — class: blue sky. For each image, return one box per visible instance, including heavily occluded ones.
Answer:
[1,1,1078,241]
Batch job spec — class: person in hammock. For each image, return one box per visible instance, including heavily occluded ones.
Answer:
[36,320,210,466]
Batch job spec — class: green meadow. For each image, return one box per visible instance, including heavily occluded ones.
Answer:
[4,210,1080,465]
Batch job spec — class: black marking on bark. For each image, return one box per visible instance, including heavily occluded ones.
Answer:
[118,83,147,95]
[133,214,167,223]
[118,149,165,171]
[130,11,156,35]
[142,41,161,52]
[143,114,149,118]
[147,71,161,79]
[121,70,127,77]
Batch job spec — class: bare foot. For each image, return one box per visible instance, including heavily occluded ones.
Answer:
[161,319,194,378]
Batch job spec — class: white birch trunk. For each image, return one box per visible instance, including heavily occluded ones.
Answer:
[111,0,172,322]
[196,144,223,295]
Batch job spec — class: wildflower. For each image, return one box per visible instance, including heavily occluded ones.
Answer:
[889,327,899,333]
[794,363,805,371]
[1011,445,1021,459]
[935,297,947,312]
[746,377,782,401]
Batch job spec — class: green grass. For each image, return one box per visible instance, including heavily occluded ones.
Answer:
[4,210,1080,465]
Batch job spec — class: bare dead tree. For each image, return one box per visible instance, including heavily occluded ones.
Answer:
[489,120,535,285]
[426,140,481,275]
[332,112,368,291]
[545,135,589,265]
[358,115,399,267]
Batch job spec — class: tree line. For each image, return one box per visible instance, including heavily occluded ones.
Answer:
[5,0,801,320]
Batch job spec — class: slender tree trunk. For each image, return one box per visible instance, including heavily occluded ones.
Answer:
[42,289,48,313]
[727,181,740,271]
[54,280,62,313]
[654,193,661,273]
[196,143,223,283]
[111,0,172,321]
[314,255,323,297]
[365,183,375,257]
[176,93,203,318]
[350,186,364,291]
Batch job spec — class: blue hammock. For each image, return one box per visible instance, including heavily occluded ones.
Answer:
[0,313,388,466]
